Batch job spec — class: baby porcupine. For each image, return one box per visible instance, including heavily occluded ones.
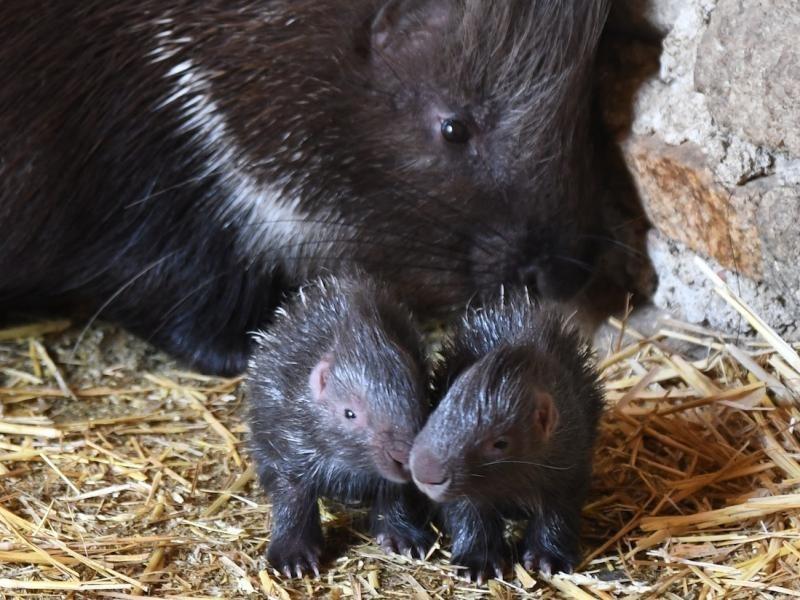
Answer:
[410,290,604,582]
[247,273,433,578]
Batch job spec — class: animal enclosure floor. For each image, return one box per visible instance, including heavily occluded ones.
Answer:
[1,274,800,598]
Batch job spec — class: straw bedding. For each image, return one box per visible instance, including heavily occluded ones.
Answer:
[1,262,799,599]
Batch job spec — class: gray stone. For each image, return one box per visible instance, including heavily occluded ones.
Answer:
[624,2,717,147]
[756,185,800,320]
[710,134,775,187]
[600,0,800,340]
[647,231,798,339]
[696,0,800,156]
[609,0,685,37]
[622,135,763,277]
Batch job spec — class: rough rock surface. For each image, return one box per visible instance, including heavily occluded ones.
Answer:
[609,0,683,36]
[696,0,800,157]
[623,137,762,278]
[603,0,800,339]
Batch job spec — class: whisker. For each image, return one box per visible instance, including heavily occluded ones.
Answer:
[552,254,594,273]
[123,173,211,209]
[479,459,572,471]
[276,252,468,276]
[236,220,471,262]
[149,272,229,340]
[578,233,647,258]
[280,237,470,264]
[69,251,179,358]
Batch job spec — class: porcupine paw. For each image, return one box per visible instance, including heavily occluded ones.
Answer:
[521,541,579,576]
[450,542,511,584]
[267,534,323,579]
[375,521,435,559]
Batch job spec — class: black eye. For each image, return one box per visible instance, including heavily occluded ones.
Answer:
[344,409,357,420]
[493,439,509,450]
[441,118,470,144]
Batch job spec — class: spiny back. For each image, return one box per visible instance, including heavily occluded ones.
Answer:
[436,290,603,423]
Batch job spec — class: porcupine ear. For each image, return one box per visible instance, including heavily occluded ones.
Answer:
[370,0,452,56]
[532,391,559,442]
[309,353,335,403]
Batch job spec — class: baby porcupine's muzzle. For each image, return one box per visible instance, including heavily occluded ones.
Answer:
[375,439,413,484]
[409,447,452,502]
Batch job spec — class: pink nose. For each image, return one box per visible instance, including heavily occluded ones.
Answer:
[410,448,451,501]
[387,446,410,467]
[378,443,412,484]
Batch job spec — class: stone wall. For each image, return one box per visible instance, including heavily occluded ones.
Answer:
[603,0,800,338]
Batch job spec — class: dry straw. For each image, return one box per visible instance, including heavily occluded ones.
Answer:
[1,262,799,598]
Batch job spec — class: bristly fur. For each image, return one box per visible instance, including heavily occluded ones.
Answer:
[454,1,610,155]
[246,271,432,576]
[247,272,429,484]
[0,0,611,375]
[412,289,605,580]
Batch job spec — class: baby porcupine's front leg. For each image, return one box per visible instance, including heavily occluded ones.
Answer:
[443,500,511,583]
[371,484,434,559]
[266,479,324,578]
[519,500,583,575]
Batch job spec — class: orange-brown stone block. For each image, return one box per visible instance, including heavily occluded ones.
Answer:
[623,135,762,278]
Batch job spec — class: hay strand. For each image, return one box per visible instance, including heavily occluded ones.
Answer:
[2,277,800,598]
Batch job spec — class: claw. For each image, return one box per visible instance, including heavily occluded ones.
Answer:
[375,529,433,560]
[452,549,508,584]
[377,533,396,555]
[270,542,323,579]
[524,559,535,573]
[523,550,537,574]
[523,548,574,576]
[540,558,553,577]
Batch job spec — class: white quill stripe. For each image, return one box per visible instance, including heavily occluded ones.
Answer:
[151,41,317,266]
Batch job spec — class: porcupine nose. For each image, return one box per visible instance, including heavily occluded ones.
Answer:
[380,442,412,483]
[387,445,410,467]
[409,448,451,502]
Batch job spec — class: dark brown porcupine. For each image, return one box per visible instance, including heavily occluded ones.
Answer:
[410,290,604,582]
[247,272,433,577]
